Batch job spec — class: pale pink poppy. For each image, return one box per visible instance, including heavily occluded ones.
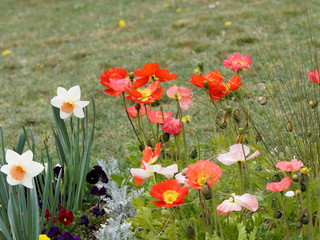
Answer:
[307,70,320,84]
[217,144,260,166]
[217,193,258,215]
[275,158,303,172]
[146,106,172,124]
[126,104,146,118]
[175,172,189,186]
[266,176,292,192]
[130,161,178,186]
[161,118,182,136]
[166,85,193,110]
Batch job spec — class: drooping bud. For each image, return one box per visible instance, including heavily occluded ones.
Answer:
[295,220,303,229]
[216,113,227,129]
[292,173,299,182]
[273,210,282,219]
[204,80,209,90]
[147,139,153,148]
[233,109,240,124]
[189,149,197,159]
[285,121,294,132]
[186,225,195,238]
[301,212,309,225]
[300,183,307,192]
[271,174,282,182]
[308,100,318,109]
[201,183,212,200]
[258,96,268,105]
[139,143,145,152]
[135,103,141,111]
[226,106,232,114]
[162,133,170,142]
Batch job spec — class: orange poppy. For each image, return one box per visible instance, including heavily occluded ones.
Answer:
[100,68,132,97]
[185,160,222,189]
[150,179,189,208]
[125,81,164,104]
[133,62,177,88]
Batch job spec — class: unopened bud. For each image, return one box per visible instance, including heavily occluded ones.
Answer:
[309,100,318,109]
[258,96,268,105]
[295,220,303,229]
[226,106,232,114]
[129,72,134,80]
[307,130,312,138]
[198,61,203,69]
[273,210,282,219]
[186,225,195,238]
[233,109,240,124]
[300,183,307,192]
[181,167,188,175]
[204,81,209,90]
[162,133,170,142]
[292,173,299,182]
[301,214,309,225]
[285,121,294,132]
[135,103,141,111]
[139,143,145,152]
[201,183,212,200]
[189,149,197,159]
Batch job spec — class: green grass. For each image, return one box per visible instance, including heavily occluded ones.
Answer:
[1,0,319,161]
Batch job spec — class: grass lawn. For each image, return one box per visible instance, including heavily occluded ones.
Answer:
[1,0,319,162]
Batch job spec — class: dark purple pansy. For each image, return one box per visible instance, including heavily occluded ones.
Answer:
[79,215,89,227]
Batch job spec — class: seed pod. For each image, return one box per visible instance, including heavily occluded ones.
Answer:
[204,81,209,90]
[258,96,268,105]
[301,183,307,192]
[309,100,318,109]
[189,149,197,159]
[292,173,299,182]
[295,220,303,229]
[285,121,294,132]
[162,133,170,142]
[271,174,281,182]
[216,113,227,129]
[186,225,195,239]
[139,143,145,152]
[233,109,241,124]
[273,210,282,219]
[135,103,141,111]
[201,183,212,200]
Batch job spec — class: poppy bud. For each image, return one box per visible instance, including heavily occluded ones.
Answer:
[216,113,227,129]
[295,220,303,229]
[233,109,240,124]
[239,128,244,135]
[189,149,197,159]
[307,130,312,138]
[308,100,318,109]
[198,61,203,69]
[186,225,195,238]
[135,103,141,111]
[129,72,134,80]
[285,121,294,132]
[204,81,209,90]
[201,183,212,200]
[139,143,145,152]
[292,173,299,182]
[273,210,282,219]
[258,96,268,105]
[300,183,307,192]
[226,106,232,114]
[162,133,170,142]
[255,132,263,143]
[147,140,153,148]
[301,214,309,225]
[271,174,282,182]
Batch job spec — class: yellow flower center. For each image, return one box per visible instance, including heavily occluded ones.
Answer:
[223,83,231,93]
[149,75,159,82]
[173,93,181,100]
[163,190,179,204]
[61,101,75,114]
[240,61,245,65]
[138,88,152,101]
[64,218,67,222]
[197,173,209,186]
[10,165,27,181]
[232,61,238,66]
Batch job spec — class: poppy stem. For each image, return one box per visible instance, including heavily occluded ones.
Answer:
[144,105,157,145]
[170,208,178,239]
[174,136,184,168]
[198,190,209,236]
[278,192,290,239]
[188,218,198,240]
[238,162,244,195]
[206,93,217,133]
[307,182,314,240]
[176,99,188,165]
[121,93,142,144]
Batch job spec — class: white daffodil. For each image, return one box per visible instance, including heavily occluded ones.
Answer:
[1,149,44,188]
[50,85,90,119]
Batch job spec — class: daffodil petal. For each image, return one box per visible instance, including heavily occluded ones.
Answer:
[25,162,44,177]
[57,87,68,98]
[5,149,21,165]
[68,85,81,100]
[50,97,64,108]
[73,106,85,118]
[60,110,71,119]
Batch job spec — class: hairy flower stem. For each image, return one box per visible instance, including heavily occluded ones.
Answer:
[144,105,157,144]
[278,193,290,239]
[137,111,147,147]
[188,218,198,240]
[170,208,178,239]
[238,162,244,195]
[174,136,184,168]
[189,125,201,160]
[207,93,217,133]
[198,190,209,235]
[307,183,314,240]
[176,99,188,165]
[121,93,142,144]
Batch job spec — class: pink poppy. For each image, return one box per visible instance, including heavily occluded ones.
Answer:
[146,106,172,124]
[307,70,320,84]
[161,118,182,136]
[223,53,252,72]
[275,158,303,172]
[266,176,292,192]
[217,193,258,215]
[126,104,146,118]
[217,144,260,166]
[166,85,193,110]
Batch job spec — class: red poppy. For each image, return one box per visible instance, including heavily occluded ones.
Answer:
[57,205,74,226]
[126,104,146,118]
[161,118,182,136]
[133,62,177,88]
[146,106,172,124]
[100,68,132,97]
[223,53,252,72]
[185,160,222,189]
[307,70,320,84]
[266,176,292,192]
[125,81,164,104]
[150,179,189,208]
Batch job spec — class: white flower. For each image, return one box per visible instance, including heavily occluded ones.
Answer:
[50,85,90,119]
[1,149,44,188]
[285,191,295,197]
